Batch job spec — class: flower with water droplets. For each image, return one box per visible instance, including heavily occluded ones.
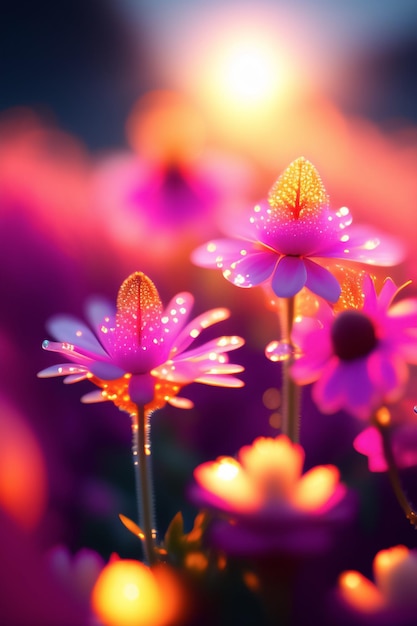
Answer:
[192,157,403,303]
[290,274,417,420]
[38,271,244,414]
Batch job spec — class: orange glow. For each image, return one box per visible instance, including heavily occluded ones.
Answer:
[373,545,410,600]
[184,551,209,572]
[339,571,385,613]
[238,436,304,500]
[375,407,391,427]
[126,90,206,168]
[194,458,260,511]
[88,374,184,418]
[92,560,184,626]
[292,466,339,511]
[0,397,47,529]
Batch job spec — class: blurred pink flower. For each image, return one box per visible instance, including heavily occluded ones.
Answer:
[190,434,350,556]
[354,424,417,472]
[192,157,403,303]
[291,275,417,419]
[38,271,244,414]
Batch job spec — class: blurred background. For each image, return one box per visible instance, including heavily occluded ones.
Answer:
[0,0,416,623]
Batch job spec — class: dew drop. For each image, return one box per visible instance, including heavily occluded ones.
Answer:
[265,340,294,362]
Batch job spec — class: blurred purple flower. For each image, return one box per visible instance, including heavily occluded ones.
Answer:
[291,275,417,420]
[192,157,403,303]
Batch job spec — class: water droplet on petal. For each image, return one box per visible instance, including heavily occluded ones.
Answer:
[265,340,294,362]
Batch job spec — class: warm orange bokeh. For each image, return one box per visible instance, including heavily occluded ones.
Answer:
[91,558,187,626]
[0,396,47,529]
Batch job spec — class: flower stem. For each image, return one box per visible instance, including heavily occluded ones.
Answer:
[281,296,301,443]
[374,412,417,528]
[132,405,158,564]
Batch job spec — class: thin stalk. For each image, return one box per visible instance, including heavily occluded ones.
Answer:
[280,296,301,443]
[374,415,417,527]
[131,405,158,564]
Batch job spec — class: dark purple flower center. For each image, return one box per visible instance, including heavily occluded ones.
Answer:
[331,310,377,361]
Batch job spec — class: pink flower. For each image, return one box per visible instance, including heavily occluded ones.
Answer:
[38,272,244,414]
[192,157,402,303]
[354,424,417,472]
[290,275,417,420]
[190,435,350,556]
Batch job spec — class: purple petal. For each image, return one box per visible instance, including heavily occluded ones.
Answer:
[37,364,88,378]
[223,250,277,288]
[85,297,116,352]
[89,361,126,380]
[81,390,108,404]
[41,340,103,365]
[46,315,108,357]
[313,358,347,414]
[304,259,341,303]
[271,256,307,297]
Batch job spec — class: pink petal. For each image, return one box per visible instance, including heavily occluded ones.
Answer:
[171,308,231,356]
[321,226,405,266]
[160,292,194,351]
[176,336,245,362]
[353,427,387,472]
[191,238,258,269]
[81,390,108,404]
[360,274,378,315]
[194,374,244,387]
[271,256,307,297]
[304,258,341,303]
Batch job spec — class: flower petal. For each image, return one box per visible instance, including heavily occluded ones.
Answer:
[160,292,194,351]
[271,256,307,298]
[85,297,116,352]
[46,315,109,357]
[304,258,341,303]
[170,308,231,356]
[37,363,89,378]
[191,238,258,269]
[223,250,277,288]
[322,226,405,266]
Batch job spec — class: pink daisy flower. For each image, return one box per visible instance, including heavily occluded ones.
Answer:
[38,271,244,414]
[192,157,403,303]
[290,274,417,419]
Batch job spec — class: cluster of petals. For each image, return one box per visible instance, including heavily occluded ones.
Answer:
[290,274,417,420]
[38,271,244,414]
[192,157,403,303]
[338,545,417,624]
[190,434,350,556]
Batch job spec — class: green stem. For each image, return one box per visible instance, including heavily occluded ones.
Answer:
[281,296,301,443]
[374,415,417,527]
[132,405,158,564]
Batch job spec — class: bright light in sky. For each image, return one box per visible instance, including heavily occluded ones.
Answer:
[219,41,281,104]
